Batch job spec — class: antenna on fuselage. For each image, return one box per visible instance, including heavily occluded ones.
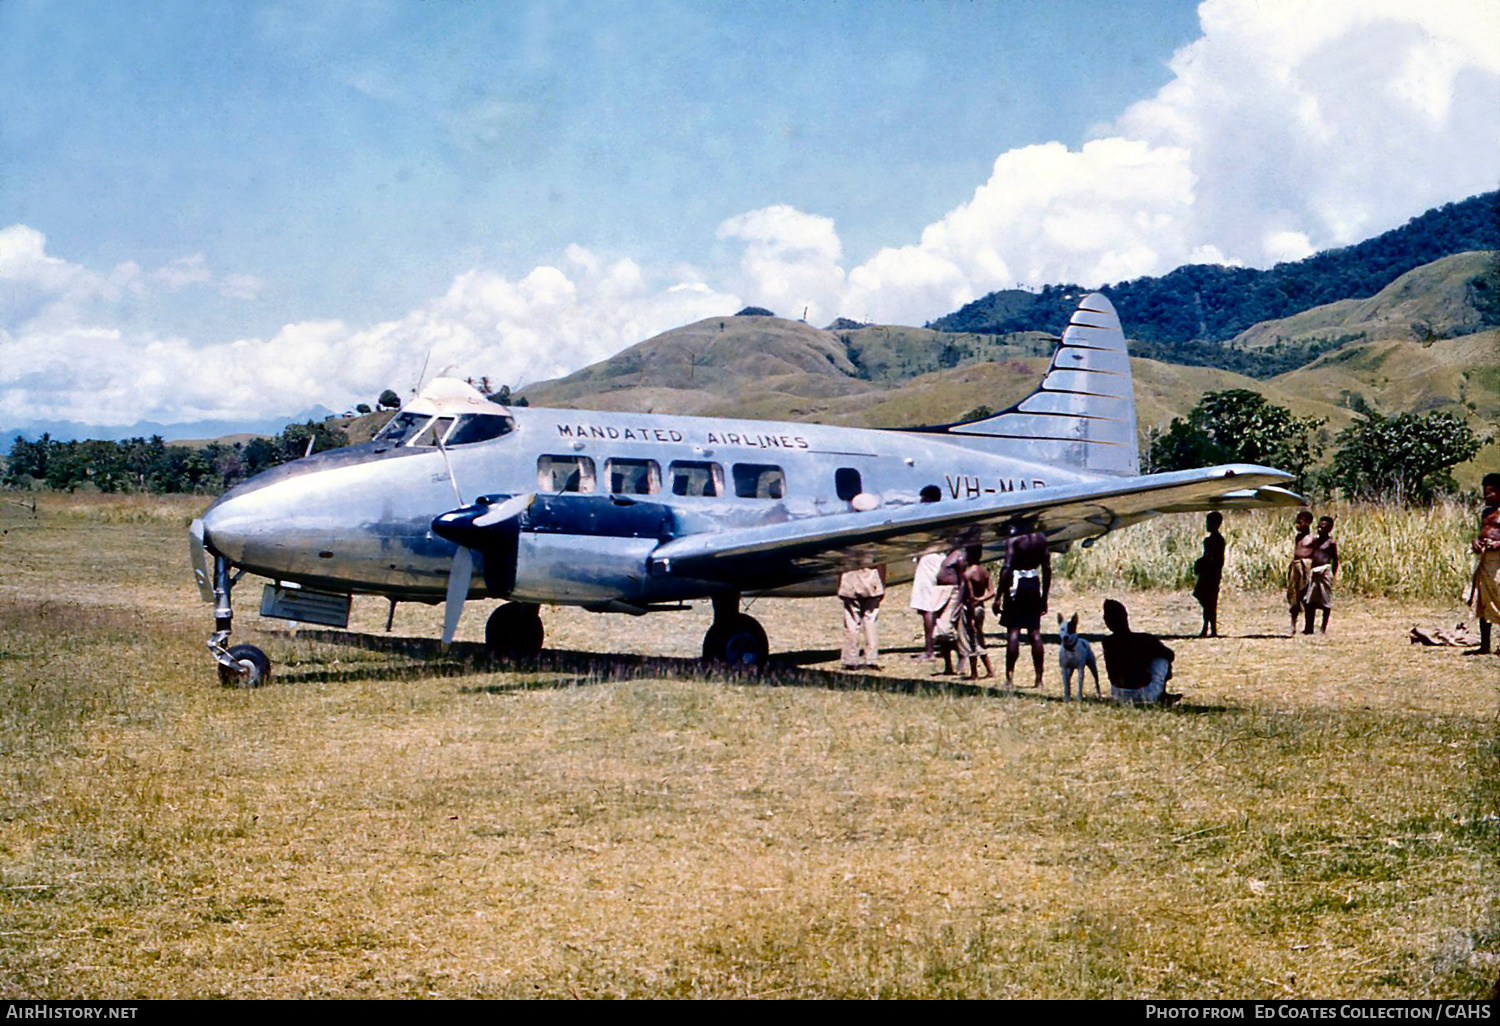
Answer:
[412,344,436,397]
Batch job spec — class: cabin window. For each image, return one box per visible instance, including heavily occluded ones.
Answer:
[413,416,457,446]
[537,455,595,493]
[447,413,515,445]
[732,463,786,500]
[605,458,661,495]
[374,411,430,446]
[835,468,863,501]
[668,460,724,498]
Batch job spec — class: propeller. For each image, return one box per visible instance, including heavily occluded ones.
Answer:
[432,491,536,646]
[442,544,474,645]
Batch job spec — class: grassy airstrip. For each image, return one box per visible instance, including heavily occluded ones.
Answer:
[1,492,1497,998]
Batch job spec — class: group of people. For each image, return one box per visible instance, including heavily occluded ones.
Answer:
[838,490,1179,705]
[834,472,1500,700]
[1188,508,1342,640]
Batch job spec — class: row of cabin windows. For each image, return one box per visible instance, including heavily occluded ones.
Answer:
[537,456,792,500]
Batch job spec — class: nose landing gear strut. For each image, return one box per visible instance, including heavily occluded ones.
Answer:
[208,554,272,687]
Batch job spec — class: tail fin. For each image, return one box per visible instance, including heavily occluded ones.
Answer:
[911,292,1139,478]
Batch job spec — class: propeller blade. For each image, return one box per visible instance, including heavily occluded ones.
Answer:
[442,545,474,646]
[434,435,463,505]
[474,491,535,527]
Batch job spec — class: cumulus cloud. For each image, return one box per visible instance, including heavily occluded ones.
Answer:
[0,232,738,427]
[831,0,1500,325]
[716,205,845,323]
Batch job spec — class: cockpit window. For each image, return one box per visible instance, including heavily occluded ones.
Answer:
[374,411,430,446]
[413,416,456,447]
[446,413,515,446]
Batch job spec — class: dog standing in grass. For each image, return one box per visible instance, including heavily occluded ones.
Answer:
[1057,613,1100,701]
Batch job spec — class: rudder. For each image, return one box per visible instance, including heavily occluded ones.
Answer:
[910,292,1139,478]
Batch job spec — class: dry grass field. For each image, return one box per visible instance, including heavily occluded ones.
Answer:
[1,492,1497,998]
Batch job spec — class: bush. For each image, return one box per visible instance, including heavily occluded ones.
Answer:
[1147,389,1324,487]
[1327,411,1486,504]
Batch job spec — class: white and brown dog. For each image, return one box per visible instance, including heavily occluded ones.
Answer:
[1057,613,1100,701]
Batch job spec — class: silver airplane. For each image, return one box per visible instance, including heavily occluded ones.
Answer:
[189,293,1300,685]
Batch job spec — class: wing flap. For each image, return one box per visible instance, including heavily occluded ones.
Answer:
[648,464,1297,586]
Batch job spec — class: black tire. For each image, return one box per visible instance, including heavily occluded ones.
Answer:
[703,614,769,672]
[701,623,728,661]
[485,603,544,661]
[218,644,271,688]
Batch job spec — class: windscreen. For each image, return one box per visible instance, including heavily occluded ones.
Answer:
[374,412,430,446]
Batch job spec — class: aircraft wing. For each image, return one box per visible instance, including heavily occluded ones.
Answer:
[647,464,1300,588]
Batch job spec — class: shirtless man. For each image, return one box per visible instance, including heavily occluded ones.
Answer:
[1302,515,1339,634]
[993,519,1051,689]
[1469,473,1500,654]
[932,546,968,675]
[1286,510,1316,635]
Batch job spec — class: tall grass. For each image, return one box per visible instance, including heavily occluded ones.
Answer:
[1059,500,1479,599]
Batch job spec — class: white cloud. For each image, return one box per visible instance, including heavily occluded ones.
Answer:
[0,233,739,427]
[716,205,845,324]
[219,273,266,300]
[152,254,212,290]
[828,0,1500,325]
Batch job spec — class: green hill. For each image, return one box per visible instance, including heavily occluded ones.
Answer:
[1230,251,1498,348]
[930,192,1499,348]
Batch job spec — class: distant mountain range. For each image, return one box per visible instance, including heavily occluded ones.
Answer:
[0,407,335,453]
[8,191,1496,465]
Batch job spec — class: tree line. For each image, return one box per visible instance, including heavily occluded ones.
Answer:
[1145,389,1491,504]
[2,421,349,495]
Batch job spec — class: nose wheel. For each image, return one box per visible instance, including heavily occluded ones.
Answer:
[206,553,273,687]
[218,644,272,688]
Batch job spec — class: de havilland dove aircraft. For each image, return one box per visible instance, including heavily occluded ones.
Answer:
[189,293,1300,686]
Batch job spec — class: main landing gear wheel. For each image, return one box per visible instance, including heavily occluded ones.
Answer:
[485,602,544,661]
[218,644,272,688]
[702,613,769,672]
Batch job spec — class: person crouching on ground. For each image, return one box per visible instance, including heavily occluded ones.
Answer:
[838,564,886,670]
[1469,473,1500,655]
[1100,599,1181,707]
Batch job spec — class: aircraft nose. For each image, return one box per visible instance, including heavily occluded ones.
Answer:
[200,463,332,569]
[199,487,266,565]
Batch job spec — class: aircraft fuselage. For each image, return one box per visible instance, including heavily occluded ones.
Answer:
[199,404,1089,607]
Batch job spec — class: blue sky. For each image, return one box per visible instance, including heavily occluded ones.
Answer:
[2,0,1497,429]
